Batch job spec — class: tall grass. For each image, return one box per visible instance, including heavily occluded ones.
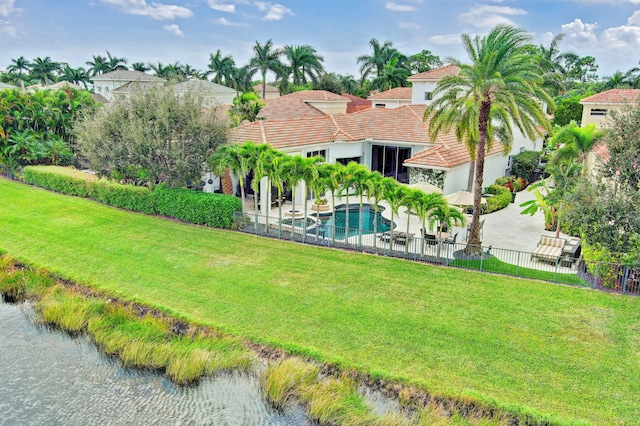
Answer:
[0,256,253,384]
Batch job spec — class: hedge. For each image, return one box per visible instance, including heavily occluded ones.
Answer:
[21,166,239,229]
[154,186,242,229]
[484,184,512,214]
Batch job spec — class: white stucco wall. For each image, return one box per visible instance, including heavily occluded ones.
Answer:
[371,100,411,109]
[410,81,439,105]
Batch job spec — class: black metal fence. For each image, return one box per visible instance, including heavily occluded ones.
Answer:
[233,212,640,296]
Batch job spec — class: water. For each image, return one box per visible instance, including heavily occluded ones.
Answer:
[317,204,392,240]
[0,301,310,426]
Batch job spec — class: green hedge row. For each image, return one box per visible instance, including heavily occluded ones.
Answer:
[22,166,239,229]
[484,184,512,214]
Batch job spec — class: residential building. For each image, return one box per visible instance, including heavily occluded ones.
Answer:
[367,87,412,109]
[91,70,164,101]
[580,89,640,128]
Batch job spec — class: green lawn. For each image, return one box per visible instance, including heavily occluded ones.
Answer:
[2,177,639,425]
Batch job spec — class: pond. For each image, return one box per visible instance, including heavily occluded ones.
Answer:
[0,300,310,425]
[313,204,393,240]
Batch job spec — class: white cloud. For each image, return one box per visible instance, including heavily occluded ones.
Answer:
[428,33,462,45]
[0,19,16,37]
[561,18,599,43]
[254,2,293,21]
[163,23,183,36]
[0,0,18,17]
[207,1,235,13]
[386,2,416,12]
[99,0,192,20]
[459,5,527,29]
[398,21,421,30]
[214,16,248,26]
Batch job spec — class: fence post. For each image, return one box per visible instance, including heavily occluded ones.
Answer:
[594,263,599,289]
[622,265,630,294]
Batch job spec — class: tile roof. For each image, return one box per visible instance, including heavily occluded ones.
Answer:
[580,89,640,104]
[258,90,351,121]
[404,136,505,169]
[91,93,109,103]
[341,93,372,113]
[408,64,460,81]
[91,70,164,82]
[367,87,412,100]
[112,81,161,93]
[253,83,279,93]
[230,104,442,150]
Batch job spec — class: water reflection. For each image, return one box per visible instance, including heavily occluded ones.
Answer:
[0,301,310,426]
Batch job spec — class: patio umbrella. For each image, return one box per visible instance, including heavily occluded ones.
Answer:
[406,182,443,194]
[445,190,487,206]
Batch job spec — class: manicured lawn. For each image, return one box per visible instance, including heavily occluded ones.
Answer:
[2,177,639,425]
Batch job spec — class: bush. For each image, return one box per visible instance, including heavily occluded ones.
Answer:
[22,166,240,229]
[484,184,512,213]
[511,151,542,181]
[154,186,242,229]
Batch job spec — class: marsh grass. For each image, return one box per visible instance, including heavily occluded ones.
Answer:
[0,257,253,385]
[262,357,320,409]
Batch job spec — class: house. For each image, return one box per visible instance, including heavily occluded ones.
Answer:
[367,87,412,109]
[580,89,640,128]
[253,83,280,99]
[91,70,164,101]
[173,80,236,106]
[407,64,460,105]
[581,89,640,175]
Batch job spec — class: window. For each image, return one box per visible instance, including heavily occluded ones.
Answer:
[374,103,386,108]
[306,149,327,160]
[424,92,433,101]
[371,145,411,183]
[590,108,607,116]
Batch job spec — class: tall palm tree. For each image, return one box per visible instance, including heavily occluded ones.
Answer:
[371,57,410,91]
[86,55,109,76]
[548,121,604,174]
[106,50,128,71]
[534,33,568,96]
[207,50,236,85]
[357,38,395,82]
[229,65,256,95]
[248,40,283,100]
[7,56,31,87]
[60,65,91,89]
[30,57,59,85]
[131,62,150,72]
[426,24,552,253]
[283,45,325,86]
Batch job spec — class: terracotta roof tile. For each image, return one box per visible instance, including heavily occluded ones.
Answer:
[405,137,504,169]
[580,89,640,104]
[367,87,412,100]
[258,90,351,121]
[253,83,279,93]
[407,64,460,81]
[341,93,372,113]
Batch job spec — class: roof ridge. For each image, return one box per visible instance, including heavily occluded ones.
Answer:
[259,121,267,144]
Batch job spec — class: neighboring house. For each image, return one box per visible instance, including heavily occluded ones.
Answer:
[27,81,84,91]
[173,80,236,106]
[253,83,280,99]
[367,87,412,109]
[580,89,640,128]
[258,90,352,121]
[91,70,164,101]
[407,64,460,105]
[581,89,640,175]
[0,82,19,90]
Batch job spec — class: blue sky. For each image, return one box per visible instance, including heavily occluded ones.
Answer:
[1,0,639,79]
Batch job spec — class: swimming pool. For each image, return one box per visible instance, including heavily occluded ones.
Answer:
[313,204,393,240]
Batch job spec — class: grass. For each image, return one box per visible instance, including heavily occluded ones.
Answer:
[1,177,640,424]
[0,257,253,384]
[450,256,587,286]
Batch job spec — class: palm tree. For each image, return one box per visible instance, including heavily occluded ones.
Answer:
[283,45,325,86]
[414,192,451,256]
[298,155,323,240]
[131,62,150,72]
[534,33,568,96]
[309,162,332,241]
[30,57,59,85]
[7,56,31,87]
[207,50,236,85]
[240,142,273,232]
[248,40,283,100]
[357,38,395,82]
[402,188,424,254]
[371,57,410,91]
[381,177,408,248]
[86,55,109,76]
[60,65,91,89]
[209,144,247,213]
[426,24,552,253]
[347,163,372,247]
[364,171,385,253]
[324,163,344,244]
[548,121,604,174]
[229,65,256,95]
[258,149,287,236]
[106,51,128,71]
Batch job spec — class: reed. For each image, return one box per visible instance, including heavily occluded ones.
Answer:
[262,357,320,409]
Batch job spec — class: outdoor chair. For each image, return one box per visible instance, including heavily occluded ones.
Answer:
[445,232,458,245]
[421,228,438,245]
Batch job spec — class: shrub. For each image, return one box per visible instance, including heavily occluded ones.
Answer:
[23,165,96,197]
[154,186,242,229]
[90,180,157,214]
[484,184,512,213]
[511,151,542,181]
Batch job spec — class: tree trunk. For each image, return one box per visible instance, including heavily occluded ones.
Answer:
[464,101,491,256]
[221,168,234,195]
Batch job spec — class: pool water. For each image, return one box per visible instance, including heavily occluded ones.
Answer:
[314,204,392,240]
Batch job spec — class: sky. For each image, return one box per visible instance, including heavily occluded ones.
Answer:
[1,0,639,79]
